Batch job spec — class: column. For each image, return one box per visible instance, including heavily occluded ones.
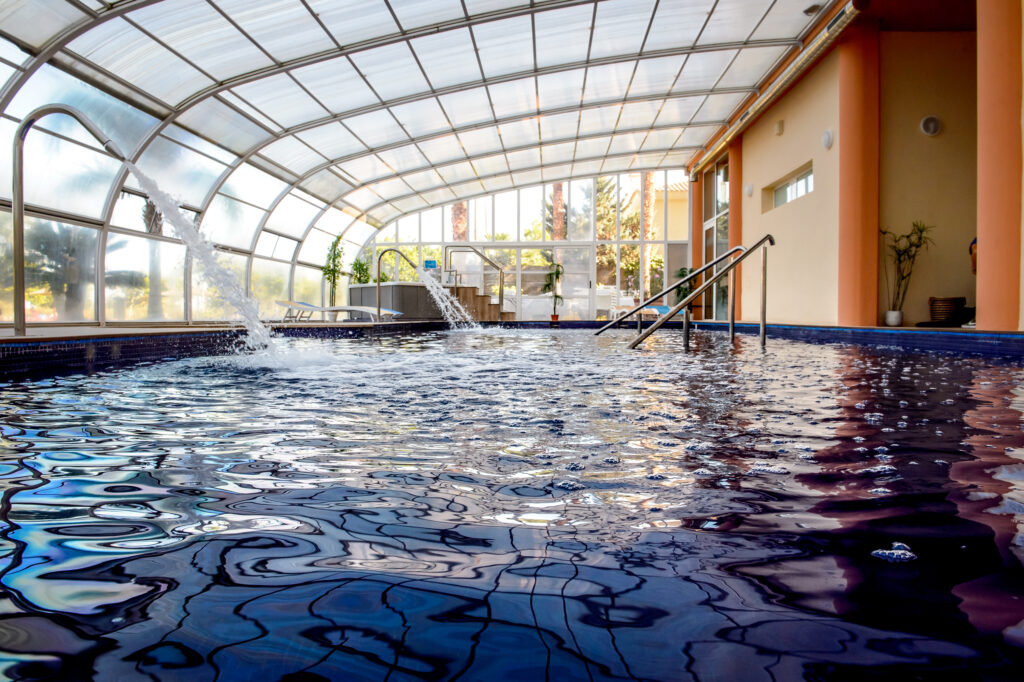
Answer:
[728,137,743,318]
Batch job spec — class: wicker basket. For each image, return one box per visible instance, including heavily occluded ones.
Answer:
[929,296,966,322]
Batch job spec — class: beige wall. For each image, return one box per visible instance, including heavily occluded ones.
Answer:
[879,32,977,326]
[739,51,841,324]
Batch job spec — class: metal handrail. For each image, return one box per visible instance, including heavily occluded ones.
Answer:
[594,244,746,335]
[443,245,506,313]
[12,104,127,336]
[628,234,776,349]
[376,247,440,322]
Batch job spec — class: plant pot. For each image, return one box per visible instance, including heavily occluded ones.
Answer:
[550,314,559,322]
[884,310,903,327]
[327,311,338,322]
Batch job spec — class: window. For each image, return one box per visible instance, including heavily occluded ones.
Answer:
[773,167,813,208]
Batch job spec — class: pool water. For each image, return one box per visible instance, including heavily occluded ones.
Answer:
[1,328,1023,680]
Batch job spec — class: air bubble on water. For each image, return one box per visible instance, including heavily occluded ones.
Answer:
[899,400,909,407]
[853,436,866,442]
[646,473,666,480]
[692,468,715,477]
[565,462,585,471]
[875,446,889,453]
[555,480,585,491]
[858,464,897,475]
[868,488,891,495]
[871,544,917,562]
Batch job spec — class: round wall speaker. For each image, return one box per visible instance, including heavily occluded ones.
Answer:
[920,116,942,136]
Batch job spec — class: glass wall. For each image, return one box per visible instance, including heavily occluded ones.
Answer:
[359,172,689,321]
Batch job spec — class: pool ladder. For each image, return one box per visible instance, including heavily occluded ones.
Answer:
[595,234,775,349]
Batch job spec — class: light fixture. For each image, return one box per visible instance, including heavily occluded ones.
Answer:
[920,116,942,136]
[803,4,823,16]
[821,129,834,150]
[745,183,753,197]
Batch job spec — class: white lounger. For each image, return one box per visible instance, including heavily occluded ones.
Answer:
[275,300,403,322]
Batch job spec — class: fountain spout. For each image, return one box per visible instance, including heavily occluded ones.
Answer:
[12,104,127,336]
[375,247,424,322]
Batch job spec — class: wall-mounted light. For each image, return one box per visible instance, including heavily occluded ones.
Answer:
[803,4,823,16]
[920,116,942,136]
[744,183,753,197]
[821,129,834,150]
[774,120,785,136]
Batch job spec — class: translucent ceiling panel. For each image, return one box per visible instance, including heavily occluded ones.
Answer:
[471,153,509,177]
[163,124,237,165]
[574,136,612,160]
[390,0,465,30]
[350,43,430,101]
[449,181,484,199]
[629,56,684,98]
[419,187,456,205]
[677,125,717,148]
[572,159,604,177]
[315,207,355,235]
[366,177,412,201]
[510,169,542,187]
[540,141,575,165]
[541,164,572,182]
[472,15,534,78]
[505,147,540,171]
[417,135,466,165]
[255,232,299,260]
[582,62,635,104]
[457,127,503,157]
[607,132,647,156]
[293,187,326,209]
[202,194,266,249]
[488,78,536,120]
[231,74,328,128]
[630,152,666,168]
[221,163,289,209]
[67,18,214,105]
[642,128,682,150]
[661,150,695,167]
[437,88,494,128]
[537,69,584,111]
[338,155,393,183]
[301,169,353,204]
[412,29,482,89]
[644,0,716,53]
[21,130,121,218]
[391,196,428,213]
[693,92,747,122]
[481,174,514,193]
[590,0,656,59]
[342,110,408,148]
[291,57,379,114]
[129,0,273,81]
[618,100,663,130]
[464,0,530,15]
[215,0,335,62]
[698,0,774,45]
[400,169,445,192]
[298,228,334,264]
[260,136,328,174]
[342,218,377,246]
[654,96,703,127]
[8,64,157,157]
[436,161,478,185]
[752,0,817,41]
[674,51,737,92]
[0,36,27,66]
[305,0,398,46]
[376,145,429,174]
[266,193,322,238]
[601,157,632,173]
[296,122,366,160]
[344,187,382,211]
[178,98,272,154]
[539,112,580,142]
[219,91,281,131]
[0,0,85,49]
[390,99,451,138]
[497,118,537,149]
[130,136,227,207]
[578,104,622,136]
[533,5,592,69]
[716,46,789,89]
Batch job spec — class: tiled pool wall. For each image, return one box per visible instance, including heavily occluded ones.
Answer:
[1,320,1021,381]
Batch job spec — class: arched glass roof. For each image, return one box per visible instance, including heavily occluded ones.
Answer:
[0,0,837,261]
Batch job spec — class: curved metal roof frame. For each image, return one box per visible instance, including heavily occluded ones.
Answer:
[0,0,839,258]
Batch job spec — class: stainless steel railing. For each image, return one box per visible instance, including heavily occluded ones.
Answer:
[376,247,430,321]
[628,234,775,349]
[443,245,508,313]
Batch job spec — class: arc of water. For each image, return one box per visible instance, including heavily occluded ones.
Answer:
[416,267,479,330]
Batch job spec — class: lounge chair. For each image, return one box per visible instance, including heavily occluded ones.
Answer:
[275,301,403,322]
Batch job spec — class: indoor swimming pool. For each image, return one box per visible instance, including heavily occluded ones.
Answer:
[1,328,1023,680]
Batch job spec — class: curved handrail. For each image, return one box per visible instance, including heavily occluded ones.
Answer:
[628,234,776,349]
[594,244,746,335]
[12,104,127,336]
[376,247,428,322]
[443,244,506,314]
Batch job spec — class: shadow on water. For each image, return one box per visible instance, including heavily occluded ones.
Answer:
[0,330,1023,679]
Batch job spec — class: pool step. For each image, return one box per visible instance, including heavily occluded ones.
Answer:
[452,286,514,322]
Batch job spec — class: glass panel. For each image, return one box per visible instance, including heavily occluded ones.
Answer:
[377,225,396,243]
[470,153,508,177]
[488,78,536,119]
[1,0,84,49]
[203,194,266,250]
[569,179,593,241]
[715,212,729,320]
[351,42,430,101]
[716,161,729,214]
[390,0,464,30]
[256,232,299,261]
[539,112,581,143]
[292,57,379,114]
[470,197,492,241]
[23,217,98,322]
[643,128,683,151]
[590,0,656,59]
[411,28,481,89]
[618,243,640,299]
[298,228,333,265]
[397,245,418,281]
[595,243,617,320]
[482,174,514,193]
[293,265,325,308]
[647,171,666,240]
[216,0,335,63]
[497,118,537,148]
[296,122,366,160]
[389,99,451,138]
[251,258,291,319]
[594,176,618,240]
[110,192,149,232]
[259,136,328,175]
[702,168,715,222]
[437,88,494,128]
[400,168,444,192]
[443,202,469,242]
[341,218,376,246]
[220,91,281,131]
[533,5,591,68]
[22,129,122,219]
[177,98,272,155]
[231,74,328,128]
[377,145,429,174]
[395,215,417,242]
[703,224,714,317]
[417,135,466,165]
[618,101,662,130]
[519,247,554,320]
[666,170,688,240]
[305,0,398,46]
[342,110,409,149]
[645,0,714,52]
[608,132,647,156]
[577,103,623,136]
[655,96,703,127]
[338,155,393,183]
[541,141,574,165]
[163,125,236,166]
[301,169,353,204]
[505,148,540,171]
[619,172,642,239]
[574,136,612,161]
[105,232,186,321]
[694,92,748,122]
[675,50,737,92]
[472,15,534,78]
[0,35,29,65]
[717,45,788,89]
[583,62,635,104]
[537,69,584,110]
[629,56,684,98]
[315,207,354,236]
[644,243,664,302]
[493,191,517,241]
[221,163,289,210]
[698,0,774,45]
[420,207,442,241]
[543,183,566,241]
[519,185,543,241]
[267,194,325,239]
[129,136,227,208]
[667,243,689,301]
[191,250,247,320]
[457,127,503,157]
[374,246,396,281]
[437,161,478,185]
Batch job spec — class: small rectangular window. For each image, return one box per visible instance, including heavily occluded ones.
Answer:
[772,167,814,209]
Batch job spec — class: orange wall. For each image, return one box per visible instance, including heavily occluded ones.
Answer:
[878,32,978,325]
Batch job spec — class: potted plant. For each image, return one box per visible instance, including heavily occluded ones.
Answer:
[320,235,345,321]
[881,220,934,326]
[542,262,564,321]
[674,266,693,303]
[350,257,371,284]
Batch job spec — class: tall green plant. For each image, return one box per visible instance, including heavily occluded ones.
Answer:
[321,235,344,305]
[881,220,934,311]
[674,267,693,303]
[542,262,564,317]
[350,257,371,284]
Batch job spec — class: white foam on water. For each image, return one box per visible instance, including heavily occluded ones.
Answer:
[416,267,480,330]
[124,162,276,353]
